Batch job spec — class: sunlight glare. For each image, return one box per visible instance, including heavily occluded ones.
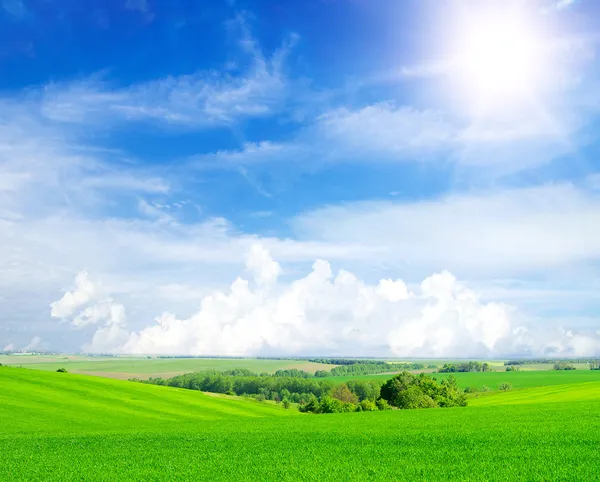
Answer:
[452,8,547,113]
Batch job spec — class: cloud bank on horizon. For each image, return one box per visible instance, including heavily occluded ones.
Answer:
[1,0,600,356]
[49,245,600,358]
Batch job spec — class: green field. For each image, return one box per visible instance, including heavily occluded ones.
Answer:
[0,354,335,379]
[2,367,600,481]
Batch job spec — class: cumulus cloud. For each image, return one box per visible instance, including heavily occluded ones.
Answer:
[50,272,128,352]
[51,245,600,357]
[245,244,282,286]
[50,271,103,319]
[22,336,42,352]
[2,343,15,352]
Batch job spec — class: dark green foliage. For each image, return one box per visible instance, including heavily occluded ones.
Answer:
[506,366,519,372]
[439,361,489,373]
[346,379,381,401]
[380,372,467,409]
[141,372,335,403]
[273,369,313,378]
[56,368,67,373]
[499,383,512,391]
[505,357,600,366]
[329,362,424,377]
[299,395,357,414]
[309,358,387,365]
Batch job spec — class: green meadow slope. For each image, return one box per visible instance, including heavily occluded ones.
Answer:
[0,368,295,434]
[2,367,600,481]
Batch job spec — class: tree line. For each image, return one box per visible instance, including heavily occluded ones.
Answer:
[133,370,467,414]
[438,362,492,373]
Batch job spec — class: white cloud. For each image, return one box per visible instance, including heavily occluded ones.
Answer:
[22,336,42,352]
[2,343,15,352]
[54,246,600,357]
[40,17,297,128]
[50,272,103,319]
[553,0,577,10]
[193,100,583,176]
[245,244,282,286]
[292,183,600,276]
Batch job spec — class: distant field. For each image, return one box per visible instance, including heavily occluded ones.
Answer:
[469,381,600,406]
[434,369,600,390]
[0,355,336,379]
[2,367,600,480]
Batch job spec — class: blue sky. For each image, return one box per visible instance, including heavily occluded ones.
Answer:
[1,0,600,357]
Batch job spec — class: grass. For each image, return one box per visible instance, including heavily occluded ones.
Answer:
[469,381,600,406]
[0,354,335,379]
[2,367,600,481]
[434,369,600,390]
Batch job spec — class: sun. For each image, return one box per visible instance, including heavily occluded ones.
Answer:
[449,6,548,114]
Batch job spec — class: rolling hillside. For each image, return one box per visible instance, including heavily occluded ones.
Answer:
[2,367,600,481]
[0,367,297,434]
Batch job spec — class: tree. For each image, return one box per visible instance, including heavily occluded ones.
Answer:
[282,398,291,409]
[332,383,359,404]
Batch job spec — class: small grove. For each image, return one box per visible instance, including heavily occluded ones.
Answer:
[135,370,466,413]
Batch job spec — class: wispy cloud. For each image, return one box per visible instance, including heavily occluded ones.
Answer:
[553,0,578,11]
[40,17,298,128]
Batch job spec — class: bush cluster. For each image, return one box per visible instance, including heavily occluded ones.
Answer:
[380,372,467,409]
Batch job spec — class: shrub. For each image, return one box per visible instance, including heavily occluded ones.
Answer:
[56,368,67,373]
[376,398,391,411]
[282,398,291,409]
[499,383,512,391]
[380,372,466,410]
[359,399,378,412]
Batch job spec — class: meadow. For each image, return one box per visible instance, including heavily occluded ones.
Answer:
[2,366,600,481]
[0,354,335,379]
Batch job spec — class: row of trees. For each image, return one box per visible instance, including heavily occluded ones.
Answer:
[438,362,491,373]
[136,371,382,404]
[553,361,576,371]
[506,358,600,366]
[326,362,426,377]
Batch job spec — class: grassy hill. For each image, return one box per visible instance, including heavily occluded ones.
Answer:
[2,367,600,481]
[0,368,296,434]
